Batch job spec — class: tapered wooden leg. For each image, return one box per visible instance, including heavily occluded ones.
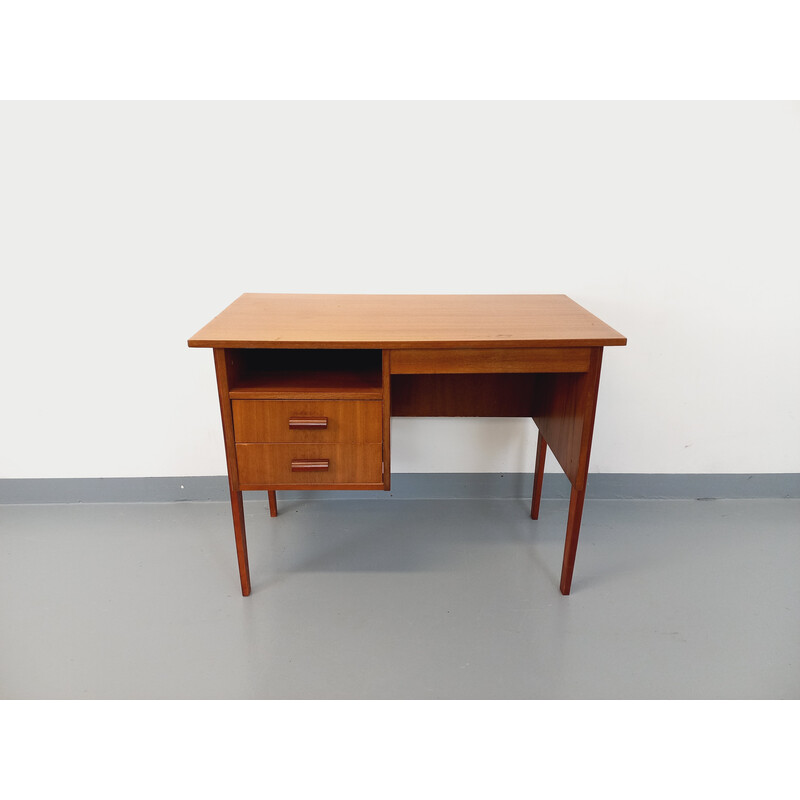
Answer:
[531,430,547,519]
[560,485,587,595]
[230,488,251,596]
[268,490,278,518]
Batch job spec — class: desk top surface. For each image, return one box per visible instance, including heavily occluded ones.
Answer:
[188,293,627,349]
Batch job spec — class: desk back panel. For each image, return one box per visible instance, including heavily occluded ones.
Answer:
[391,374,540,417]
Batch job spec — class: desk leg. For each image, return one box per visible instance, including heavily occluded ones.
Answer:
[530,430,547,520]
[268,490,278,517]
[533,347,603,595]
[560,486,586,595]
[214,348,252,597]
[230,489,251,596]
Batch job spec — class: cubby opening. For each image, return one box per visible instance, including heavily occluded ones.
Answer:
[227,349,383,399]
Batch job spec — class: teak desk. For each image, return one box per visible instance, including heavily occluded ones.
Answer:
[188,294,626,596]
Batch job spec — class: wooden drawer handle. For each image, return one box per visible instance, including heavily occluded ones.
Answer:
[291,459,330,472]
[289,417,328,430]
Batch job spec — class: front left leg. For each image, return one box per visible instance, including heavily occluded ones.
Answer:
[230,488,251,596]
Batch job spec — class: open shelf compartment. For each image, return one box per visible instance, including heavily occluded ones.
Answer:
[227,348,383,399]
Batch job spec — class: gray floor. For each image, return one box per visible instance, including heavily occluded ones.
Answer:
[1,497,798,699]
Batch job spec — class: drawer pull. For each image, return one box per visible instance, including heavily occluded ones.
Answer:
[291,459,330,472]
[288,417,328,430]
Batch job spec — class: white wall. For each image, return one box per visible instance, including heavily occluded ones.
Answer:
[1,102,798,479]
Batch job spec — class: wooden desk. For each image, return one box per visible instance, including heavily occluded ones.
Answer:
[188,294,626,596]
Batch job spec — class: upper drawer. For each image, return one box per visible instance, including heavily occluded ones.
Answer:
[232,399,382,444]
[390,347,591,374]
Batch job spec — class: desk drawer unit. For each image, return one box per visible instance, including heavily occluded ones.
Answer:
[232,399,384,488]
[236,443,383,486]
[232,399,382,444]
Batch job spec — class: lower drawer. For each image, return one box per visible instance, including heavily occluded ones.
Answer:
[236,443,382,487]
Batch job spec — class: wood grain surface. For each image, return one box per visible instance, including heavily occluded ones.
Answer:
[391,347,591,374]
[189,294,627,349]
[232,399,382,443]
[236,443,382,486]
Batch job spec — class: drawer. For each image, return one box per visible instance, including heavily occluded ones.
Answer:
[390,347,591,374]
[236,443,383,487]
[232,399,382,444]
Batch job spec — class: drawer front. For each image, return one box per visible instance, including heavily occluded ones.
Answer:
[232,399,382,444]
[236,443,382,486]
[390,347,591,374]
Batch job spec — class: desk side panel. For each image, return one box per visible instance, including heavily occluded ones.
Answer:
[213,349,242,490]
[533,347,603,489]
[382,351,392,489]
